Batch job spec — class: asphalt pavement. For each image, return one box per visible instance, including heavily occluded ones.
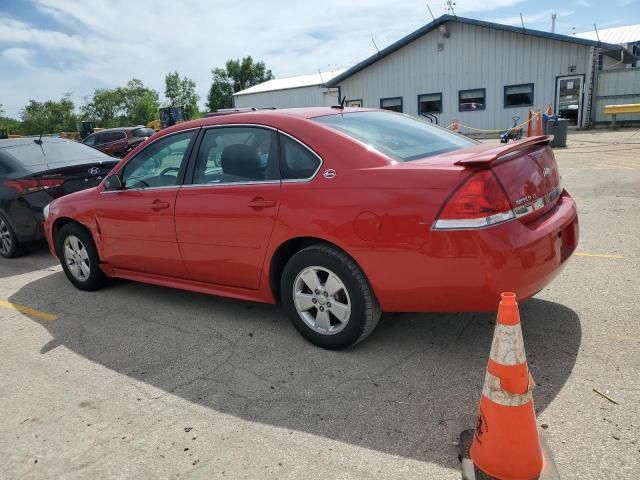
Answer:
[0,129,638,479]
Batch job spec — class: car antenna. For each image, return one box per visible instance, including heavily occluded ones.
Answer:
[331,96,347,110]
[34,131,43,145]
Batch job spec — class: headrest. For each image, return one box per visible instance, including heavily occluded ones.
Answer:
[220,144,262,179]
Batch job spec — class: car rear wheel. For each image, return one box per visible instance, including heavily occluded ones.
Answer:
[281,244,381,350]
[0,214,23,259]
[57,223,106,291]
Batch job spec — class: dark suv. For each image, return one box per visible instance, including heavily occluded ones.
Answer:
[82,126,154,158]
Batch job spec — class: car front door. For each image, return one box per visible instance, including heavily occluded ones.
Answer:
[95,129,197,277]
[174,126,281,289]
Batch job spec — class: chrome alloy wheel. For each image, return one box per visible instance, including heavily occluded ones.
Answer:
[293,266,352,335]
[0,218,11,255]
[63,235,91,281]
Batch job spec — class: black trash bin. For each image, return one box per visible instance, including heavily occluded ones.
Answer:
[546,118,569,148]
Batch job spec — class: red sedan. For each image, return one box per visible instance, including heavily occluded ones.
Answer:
[43,108,578,349]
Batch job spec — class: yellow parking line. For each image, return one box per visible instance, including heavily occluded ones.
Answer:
[575,252,624,259]
[0,300,58,321]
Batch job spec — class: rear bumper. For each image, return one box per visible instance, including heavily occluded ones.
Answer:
[365,191,578,312]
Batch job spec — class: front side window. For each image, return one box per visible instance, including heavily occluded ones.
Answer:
[418,93,442,114]
[83,134,96,146]
[380,97,403,112]
[459,89,486,111]
[122,130,195,189]
[313,111,476,162]
[280,135,321,180]
[504,84,534,107]
[192,127,278,185]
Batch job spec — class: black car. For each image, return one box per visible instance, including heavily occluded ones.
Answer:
[0,137,118,258]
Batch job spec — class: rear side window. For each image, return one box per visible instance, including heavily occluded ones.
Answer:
[280,135,321,180]
[107,131,125,142]
[313,111,475,162]
[192,127,278,185]
[95,133,109,145]
[1,140,109,168]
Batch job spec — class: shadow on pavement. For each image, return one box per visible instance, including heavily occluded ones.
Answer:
[10,272,581,469]
[0,242,58,279]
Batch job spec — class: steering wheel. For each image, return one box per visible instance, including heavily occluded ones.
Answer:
[160,166,180,176]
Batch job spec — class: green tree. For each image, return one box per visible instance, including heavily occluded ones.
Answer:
[81,79,159,127]
[164,71,200,119]
[20,94,77,135]
[206,56,274,111]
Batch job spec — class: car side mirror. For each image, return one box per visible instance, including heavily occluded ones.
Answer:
[103,174,123,191]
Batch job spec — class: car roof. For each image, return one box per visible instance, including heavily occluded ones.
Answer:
[92,126,147,134]
[158,107,377,136]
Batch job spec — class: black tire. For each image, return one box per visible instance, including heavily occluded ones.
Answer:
[281,244,381,350]
[0,213,23,259]
[56,222,106,291]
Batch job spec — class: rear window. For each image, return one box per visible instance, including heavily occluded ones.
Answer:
[132,127,155,138]
[313,111,475,162]
[1,140,110,167]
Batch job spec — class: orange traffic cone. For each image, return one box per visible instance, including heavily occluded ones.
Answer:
[451,118,460,133]
[546,103,553,116]
[526,109,533,137]
[467,293,544,479]
[535,109,542,136]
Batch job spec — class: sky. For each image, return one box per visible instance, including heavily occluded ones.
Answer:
[1,0,639,117]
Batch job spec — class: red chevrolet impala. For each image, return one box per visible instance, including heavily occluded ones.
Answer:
[44,108,578,349]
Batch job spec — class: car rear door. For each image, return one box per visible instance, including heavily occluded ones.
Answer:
[100,131,127,156]
[174,125,281,290]
[95,130,197,278]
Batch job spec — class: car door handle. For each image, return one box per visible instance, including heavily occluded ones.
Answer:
[151,200,170,210]
[247,198,276,209]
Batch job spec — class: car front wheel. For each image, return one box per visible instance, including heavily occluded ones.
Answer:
[281,244,381,350]
[56,223,106,291]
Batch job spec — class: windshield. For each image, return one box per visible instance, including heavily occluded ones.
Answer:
[313,111,476,162]
[1,140,110,167]
[132,127,155,138]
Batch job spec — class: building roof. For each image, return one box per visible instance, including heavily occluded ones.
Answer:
[234,69,347,96]
[575,24,640,45]
[326,15,632,87]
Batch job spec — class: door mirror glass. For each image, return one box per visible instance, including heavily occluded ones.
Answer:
[103,174,123,191]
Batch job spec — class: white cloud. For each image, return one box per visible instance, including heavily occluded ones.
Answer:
[1,47,36,68]
[0,0,526,116]
[577,0,590,6]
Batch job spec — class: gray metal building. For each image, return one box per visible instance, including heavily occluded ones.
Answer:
[325,15,636,130]
[233,69,344,109]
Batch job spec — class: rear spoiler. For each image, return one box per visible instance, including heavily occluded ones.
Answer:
[454,135,551,166]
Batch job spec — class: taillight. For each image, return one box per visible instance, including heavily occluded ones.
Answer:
[5,178,65,194]
[433,170,515,230]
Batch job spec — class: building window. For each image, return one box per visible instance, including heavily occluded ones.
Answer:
[418,93,442,114]
[458,89,486,111]
[346,99,363,107]
[504,83,534,108]
[380,97,403,112]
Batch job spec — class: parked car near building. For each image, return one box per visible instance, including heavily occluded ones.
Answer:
[1,137,118,258]
[82,126,155,158]
[44,108,578,349]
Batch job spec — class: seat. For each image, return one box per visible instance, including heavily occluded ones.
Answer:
[220,144,264,181]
